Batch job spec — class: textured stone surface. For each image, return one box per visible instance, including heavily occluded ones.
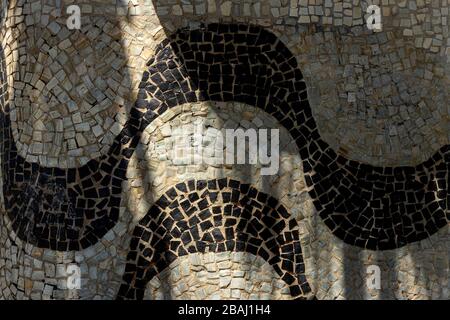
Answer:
[144,252,293,300]
[0,0,448,301]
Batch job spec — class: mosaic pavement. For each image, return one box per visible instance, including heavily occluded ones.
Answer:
[0,0,448,300]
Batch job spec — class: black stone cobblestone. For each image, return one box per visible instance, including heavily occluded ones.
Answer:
[117,178,311,300]
[0,24,447,255]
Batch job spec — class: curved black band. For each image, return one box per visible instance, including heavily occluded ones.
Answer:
[117,178,312,300]
[0,24,448,252]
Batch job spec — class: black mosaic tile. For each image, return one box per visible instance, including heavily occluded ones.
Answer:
[139,24,448,250]
[0,24,447,257]
[117,179,310,300]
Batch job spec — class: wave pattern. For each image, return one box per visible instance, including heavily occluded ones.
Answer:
[117,179,313,300]
[0,24,448,253]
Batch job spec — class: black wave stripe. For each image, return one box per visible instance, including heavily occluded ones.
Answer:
[0,24,448,252]
[0,49,161,250]
[131,24,449,250]
[117,178,312,300]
